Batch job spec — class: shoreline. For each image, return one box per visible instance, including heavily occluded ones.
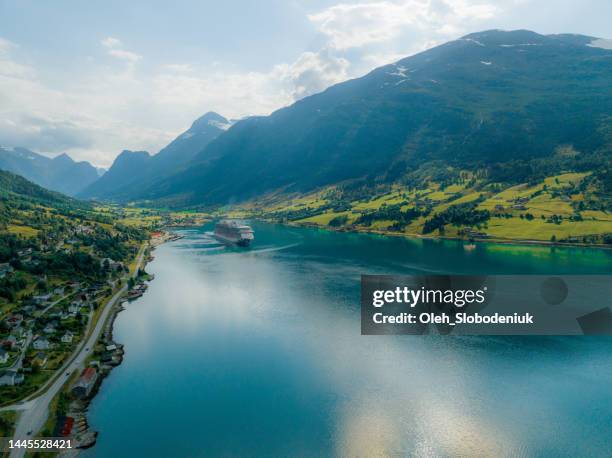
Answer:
[64,231,180,454]
[273,219,612,251]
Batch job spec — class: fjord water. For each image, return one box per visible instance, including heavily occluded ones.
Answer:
[84,222,612,457]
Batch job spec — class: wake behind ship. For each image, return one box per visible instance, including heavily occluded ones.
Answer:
[214,220,254,247]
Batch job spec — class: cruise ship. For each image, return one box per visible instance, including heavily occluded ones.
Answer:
[214,220,254,247]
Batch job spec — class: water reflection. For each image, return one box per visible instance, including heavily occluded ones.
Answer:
[84,223,612,457]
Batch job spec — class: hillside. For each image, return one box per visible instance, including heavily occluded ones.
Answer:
[79,112,230,200]
[0,171,148,403]
[0,147,100,196]
[127,30,611,206]
[0,170,78,207]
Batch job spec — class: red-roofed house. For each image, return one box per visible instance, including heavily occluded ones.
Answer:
[71,367,98,398]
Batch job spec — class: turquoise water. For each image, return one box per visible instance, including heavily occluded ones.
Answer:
[83,222,612,457]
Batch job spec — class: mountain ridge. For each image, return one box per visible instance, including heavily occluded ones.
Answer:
[0,147,101,196]
[125,29,611,206]
[79,111,230,200]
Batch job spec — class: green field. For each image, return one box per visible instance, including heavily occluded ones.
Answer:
[232,170,612,245]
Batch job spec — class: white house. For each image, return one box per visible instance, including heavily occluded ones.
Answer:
[61,332,73,343]
[17,248,32,258]
[68,302,81,314]
[43,323,56,334]
[33,293,52,305]
[0,349,8,364]
[33,337,50,350]
[0,370,24,386]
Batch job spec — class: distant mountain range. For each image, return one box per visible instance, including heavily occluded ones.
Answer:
[70,30,612,207]
[0,169,78,206]
[78,112,231,200]
[0,147,101,196]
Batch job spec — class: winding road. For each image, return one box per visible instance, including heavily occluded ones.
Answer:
[2,245,146,458]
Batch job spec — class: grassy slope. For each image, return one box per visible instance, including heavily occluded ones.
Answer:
[231,171,612,243]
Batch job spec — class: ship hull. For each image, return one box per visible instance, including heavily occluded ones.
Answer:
[214,233,252,247]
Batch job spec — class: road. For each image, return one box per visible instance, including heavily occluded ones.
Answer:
[3,245,146,458]
[39,291,78,318]
[5,291,78,371]
[9,331,32,371]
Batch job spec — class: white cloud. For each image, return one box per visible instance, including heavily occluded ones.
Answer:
[0,1,511,167]
[274,49,350,99]
[309,0,499,50]
[0,38,34,78]
[100,36,142,64]
[162,63,194,73]
[108,48,142,62]
[152,67,293,121]
[0,37,15,53]
[101,36,122,48]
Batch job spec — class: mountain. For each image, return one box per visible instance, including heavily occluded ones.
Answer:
[0,169,77,206]
[126,30,612,206]
[79,112,230,200]
[0,147,100,196]
[78,150,151,200]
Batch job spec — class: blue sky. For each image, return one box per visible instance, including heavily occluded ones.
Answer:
[0,0,610,166]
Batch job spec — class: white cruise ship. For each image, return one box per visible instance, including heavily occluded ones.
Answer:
[214,220,254,247]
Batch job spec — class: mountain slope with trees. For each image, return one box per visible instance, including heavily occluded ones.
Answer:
[126,30,611,206]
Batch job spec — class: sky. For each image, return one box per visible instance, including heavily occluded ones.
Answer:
[0,0,611,167]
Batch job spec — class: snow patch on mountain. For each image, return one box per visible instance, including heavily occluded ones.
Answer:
[209,119,231,130]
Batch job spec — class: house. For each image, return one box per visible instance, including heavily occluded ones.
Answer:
[21,305,35,315]
[100,258,124,271]
[71,367,98,398]
[17,248,32,258]
[0,349,9,364]
[68,302,81,314]
[105,344,117,352]
[75,225,93,235]
[5,335,17,347]
[61,332,73,343]
[0,370,24,386]
[100,352,113,363]
[1,338,16,350]
[33,293,53,305]
[32,352,48,367]
[6,314,23,328]
[43,323,56,334]
[33,337,50,350]
[0,263,13,278]
[53,286,65,296]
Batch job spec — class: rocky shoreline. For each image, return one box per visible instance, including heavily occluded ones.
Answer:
[64,311,127,450]
[60,231,178,454]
